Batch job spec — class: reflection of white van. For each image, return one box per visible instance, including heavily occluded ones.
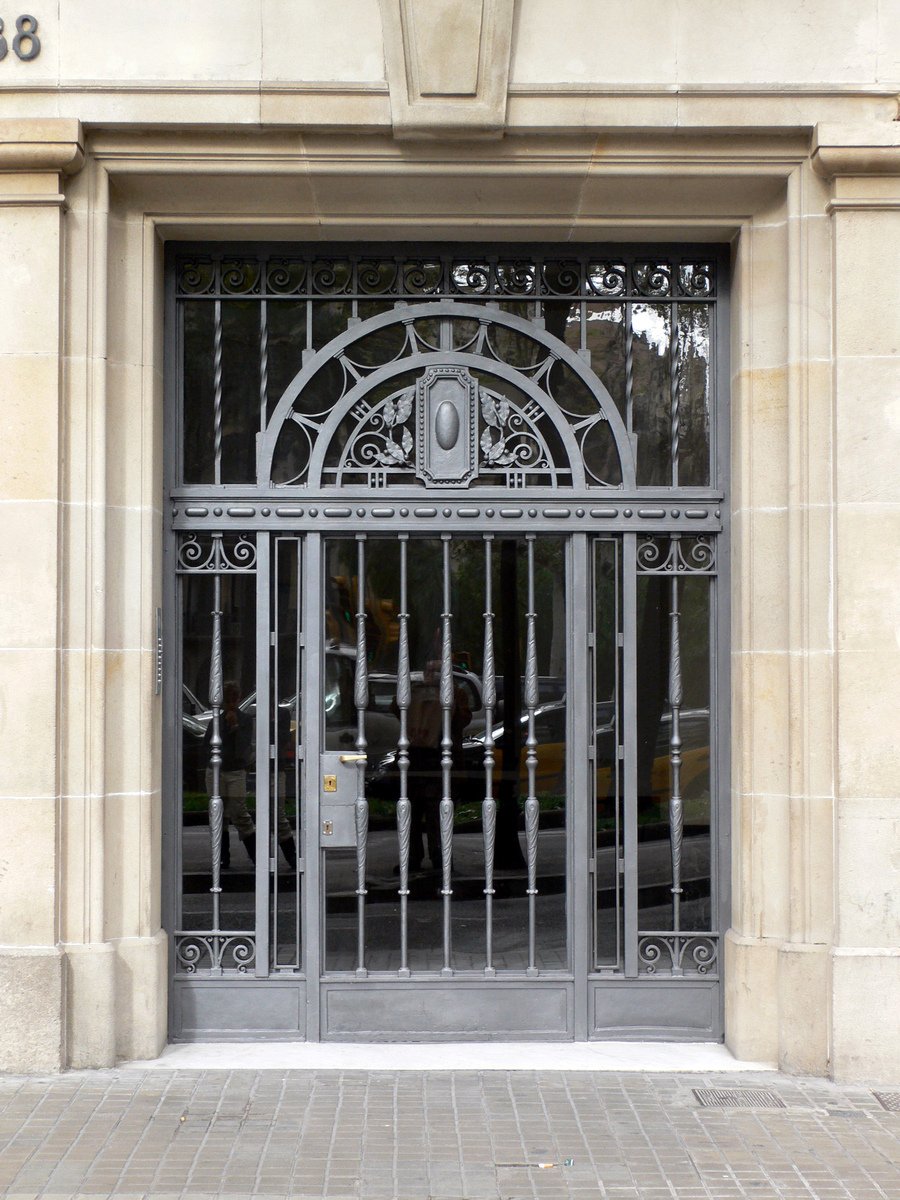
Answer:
[321,648,401,758]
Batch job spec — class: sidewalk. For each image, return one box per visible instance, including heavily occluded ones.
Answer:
[0,1047,898,1200]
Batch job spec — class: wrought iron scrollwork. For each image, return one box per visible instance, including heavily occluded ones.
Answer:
[175,933,255,975]
[177,533,257,573]
[637,934,719,977]
[636,536,716,575]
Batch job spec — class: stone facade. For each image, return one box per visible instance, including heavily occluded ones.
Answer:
[0,1,897,1080]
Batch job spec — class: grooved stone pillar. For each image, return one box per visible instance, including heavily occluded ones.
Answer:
[0,119,83,1072]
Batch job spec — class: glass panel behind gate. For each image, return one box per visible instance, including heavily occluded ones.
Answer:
[322,535,568,975]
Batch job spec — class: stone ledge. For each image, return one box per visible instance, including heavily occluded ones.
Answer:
[812,122,900,178]
[0,118,84,174]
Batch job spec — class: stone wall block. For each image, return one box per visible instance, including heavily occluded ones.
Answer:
[0,947,63,1072]
[0,797,58,946]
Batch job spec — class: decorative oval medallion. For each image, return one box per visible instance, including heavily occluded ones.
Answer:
[434,401,460,450]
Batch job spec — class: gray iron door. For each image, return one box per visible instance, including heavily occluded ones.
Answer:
[166,247,728,1041]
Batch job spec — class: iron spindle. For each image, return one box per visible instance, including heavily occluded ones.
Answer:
[354,536,369,977]
[524,535,540,976]
[396,536,411,977]
[213,298,223,486]
[207,564,224,959]
[668,560,684,942]
[481,536,497,976]
[439,534,454,976]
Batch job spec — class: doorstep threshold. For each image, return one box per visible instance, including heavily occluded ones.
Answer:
[122,1041,776,1073]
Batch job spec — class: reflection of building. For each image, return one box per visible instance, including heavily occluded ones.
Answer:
[1,3,899,1082]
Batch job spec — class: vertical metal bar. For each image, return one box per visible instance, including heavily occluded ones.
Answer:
[301,533,322,1035]
[213,298,223,486]
[353,536,369,977]
[570,533,589,1034]
[524,535,540,978]
[670,300,680,488]
[270,535,280,966]
[613,538,623,970]
[481,535,496,977]
[439,533,454,976]
[395,535,411,978]
[622,533,639,977]
[668,560,684,941]
[293,537,303,966]
[254,534,271,977]
[624,301,634,438]
[207,560,224,963]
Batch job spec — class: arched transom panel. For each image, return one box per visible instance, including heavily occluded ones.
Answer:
[259,303,635,491]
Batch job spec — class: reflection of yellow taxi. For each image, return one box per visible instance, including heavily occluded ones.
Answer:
[461,703,710,816]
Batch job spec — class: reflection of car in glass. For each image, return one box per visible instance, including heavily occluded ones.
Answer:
[368,701,710,817]
[181,649,402,792]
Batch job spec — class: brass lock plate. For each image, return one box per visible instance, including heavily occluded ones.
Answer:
[322,819,334,836]
[323,774,337,793]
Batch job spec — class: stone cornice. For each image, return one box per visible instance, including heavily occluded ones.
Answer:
[0,118,85,174]
[812,123,900,178]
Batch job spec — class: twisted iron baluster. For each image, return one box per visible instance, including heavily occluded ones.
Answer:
[481,536,497,977]
[354,536,369,977]
[207,560,224,970]
[439,534,454,976]
[396,536,411,977]
[213,298,223,486]
[670,302,680,488]
[668,560,684,949]
[524,535,540,977]
[624,301,634,439]
[259,299,269,434]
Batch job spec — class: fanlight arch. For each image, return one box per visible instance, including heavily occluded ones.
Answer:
[258,302,636,491]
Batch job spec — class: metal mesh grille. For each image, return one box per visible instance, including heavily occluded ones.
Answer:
[693,1088,786,1109]
[873,1092,900,1112]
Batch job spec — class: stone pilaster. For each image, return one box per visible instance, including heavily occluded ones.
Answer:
[0,118,83,1072]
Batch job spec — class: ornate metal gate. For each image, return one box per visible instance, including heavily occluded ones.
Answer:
[164,246,729,1041]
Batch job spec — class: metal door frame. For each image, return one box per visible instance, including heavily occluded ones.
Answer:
[162,242,731,1042]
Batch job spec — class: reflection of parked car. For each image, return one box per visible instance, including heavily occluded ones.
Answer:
[181,649,403,793]
[368,702,710,816]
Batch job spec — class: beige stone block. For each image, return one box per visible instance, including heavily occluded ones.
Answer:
[0,648,58,796]
[743,509,789,653]
[735,651,791,802]
[511,0,676,84]
[788,794,835,946]
[877,0,900,82]
[832,949,900,1082]
[790,657,835,807]
[106,215,147,372]
[836,812,900,948]
[114,930,168,1062]
[793,504,833,655]
[105,504,150,653]
[0,356,62,501]
[106,362,150,512]
[0,797,58,945]
[0,205,62,357]
[576,170,780,221]
[836,650,900,800]
[724,929,779,1064]
[65,88,263,128]
[777,942,830,1076]
[675,0,877,84]
[731,789,790,939]
[64,941,116,1068]
[799,359,834,511]
[835,506,900,651]
[259,88,391,129]
[263,0,385,82]
[734,367,789,509]
[835,356,900,503]
[834,210,900,358]
[59,0,263,81]
[0,501,58,648]
[0,946,64,1072]
[104,794,142,941]
[104,649,154,797]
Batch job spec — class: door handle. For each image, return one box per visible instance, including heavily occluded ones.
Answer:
[339,753,368,764]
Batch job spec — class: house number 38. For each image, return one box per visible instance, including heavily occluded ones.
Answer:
[0,15,41,61]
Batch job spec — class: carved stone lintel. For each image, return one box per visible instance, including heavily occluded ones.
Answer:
[379,0,514,139]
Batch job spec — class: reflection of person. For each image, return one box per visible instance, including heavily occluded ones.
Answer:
[405,662,472,871]
[205,681,297,870]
